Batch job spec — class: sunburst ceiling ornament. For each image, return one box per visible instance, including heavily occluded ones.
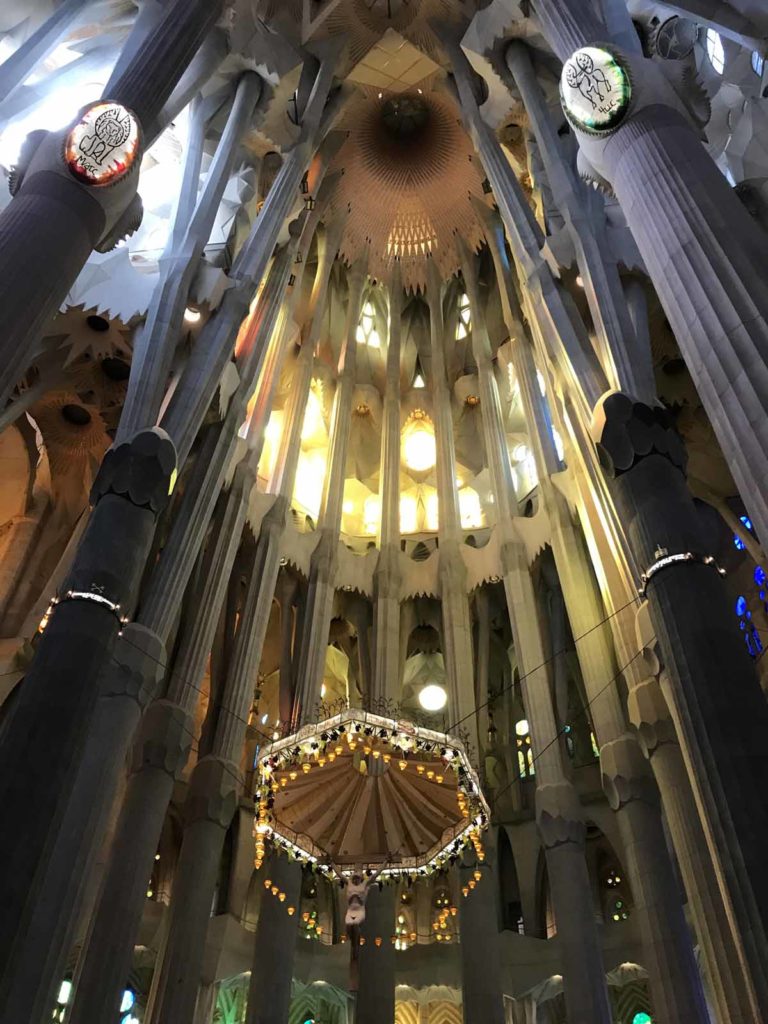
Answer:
[331,87,487,289]
[254,708,489,876]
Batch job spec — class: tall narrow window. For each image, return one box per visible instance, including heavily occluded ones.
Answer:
[356,299,381,348]
[515,719,535,777]
[706,29,725,74]
[736,594,763,658]
[456,292,472,340]
[752,51,764,77]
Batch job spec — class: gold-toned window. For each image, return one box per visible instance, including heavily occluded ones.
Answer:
[456,292,472,340]
[515,718,535,778]
[356,299,381,348]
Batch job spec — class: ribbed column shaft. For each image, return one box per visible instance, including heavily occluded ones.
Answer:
[458,859,506,1024]
[425,261,476,745]
[506,42,652,403]
[372,263,403,704]
[293,259,367,724]
[118,72,263,441]
[356,884,396,1024]
[246,853,303,1024]
[446,40,606,420]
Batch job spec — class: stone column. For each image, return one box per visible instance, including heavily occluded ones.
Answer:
[245,851,303,1024]
[628,671,755,1023]
[532,0,768,550]
[67,222,332,1023]
[293,258,367,724]
[456,250,611,1023]
[139,229,342,1022]
[458,855,505,1024]
[594,392,768,1016]
[425,260,476,744]
[0,429,175,975]
[118,71,263,441]
[505,43,654,405]
[445,39,607,424]
[356,884,396,1024]
[161,52,343,467]
[371,263,403,706]
[0,0,91,109]
[0,0,225,409]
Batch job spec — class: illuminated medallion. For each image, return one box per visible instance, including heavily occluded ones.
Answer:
[560,46,631,135]
[65,101,140,185]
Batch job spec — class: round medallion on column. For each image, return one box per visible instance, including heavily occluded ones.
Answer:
[559,47,631,135]
[64,101,141,185]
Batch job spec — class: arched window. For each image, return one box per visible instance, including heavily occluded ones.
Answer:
[515,719,535,777]
[706,28,725,74]
[456,292,472,340]
[752,51,765,77]
[356,299,381,348]
[733,513,754,550]
[736,594,763,658]
[632,1014,652,1024]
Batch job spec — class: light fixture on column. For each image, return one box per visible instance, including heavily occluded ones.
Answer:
[418,683,447,712]
[184,306,201,324]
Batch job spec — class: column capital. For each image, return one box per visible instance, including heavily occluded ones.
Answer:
[535,780,586,849]
[185,755,241,828]
[101,623,165,708]
[599,733,659,809]
[129,699,194,778]
[91,426,177,512]
[591,391,687,478]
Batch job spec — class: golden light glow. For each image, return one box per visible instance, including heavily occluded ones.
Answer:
[458,487,483,529]
[293,450,327,519]
[400,494,419,534]
[363,494,381,535]
[402,415,436,472]
[425,490,439,531]
[257,410,283,478]
[301,387,323,441]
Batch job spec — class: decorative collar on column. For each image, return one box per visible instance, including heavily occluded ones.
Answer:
[64,101,142,186]
[560,46,632,136]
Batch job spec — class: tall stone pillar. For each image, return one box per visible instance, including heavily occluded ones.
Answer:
[628,671,755,1023]
[293,258,367,724]
[425,260,476,744]
[356,884,396,1024]
[456,251,611,1024]
[505,42,655,405]
[0,428,175,989]
[68,222,335,1024]
[594,392,768,1017]
[458,853,505,1024]
[0,0,225,409]
[117,71,263,441]
[246,851,302,1024]
[372,263,403,705]
[531,0,768,551]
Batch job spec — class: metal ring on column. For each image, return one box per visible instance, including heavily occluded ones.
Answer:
[639,548,726,595]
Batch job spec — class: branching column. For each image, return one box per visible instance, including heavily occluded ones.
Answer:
[118,71,263,441]
[593,392,768,1018]
[506,42,655,404]
[293,259,367,725]
[425,261,476,747]
[0,0,225,409]
[458,250,611,1024]
[372,262,403,705]
[533,0,768,551]
[144,234,342,1024]
[67,245,302,1024]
